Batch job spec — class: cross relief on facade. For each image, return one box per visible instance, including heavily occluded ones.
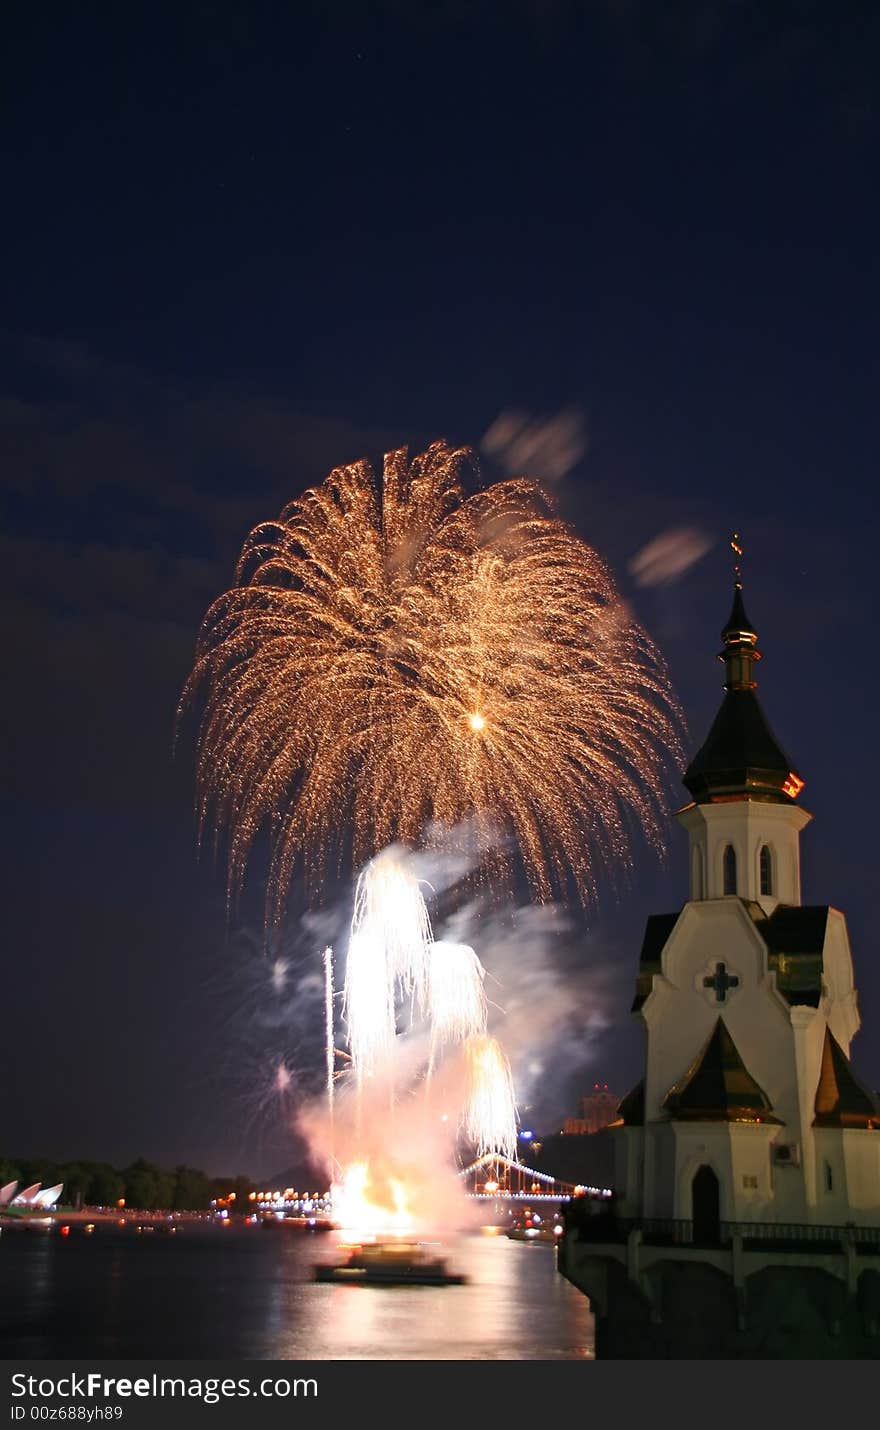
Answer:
[702,961,740,1003]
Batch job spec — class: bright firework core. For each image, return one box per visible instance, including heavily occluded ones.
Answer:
[468,712,486,732]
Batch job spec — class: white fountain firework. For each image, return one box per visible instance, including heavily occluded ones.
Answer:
[462,1034,518,1161]
[342,850,433,1084]
[337,849,518,1190]
[427,940,487,1071]
[342,925,396,1083]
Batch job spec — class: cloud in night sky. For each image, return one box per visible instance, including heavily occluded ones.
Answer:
[629,526,714,588]
[481,407,587,483]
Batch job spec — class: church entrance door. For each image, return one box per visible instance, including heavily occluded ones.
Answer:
[692,1164,720,1245]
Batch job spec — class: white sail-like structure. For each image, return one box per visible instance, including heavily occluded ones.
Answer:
[33,1184,63,1209]
[11,1183,43,1206]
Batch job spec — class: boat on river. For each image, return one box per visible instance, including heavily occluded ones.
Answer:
[313,1240,467,1286]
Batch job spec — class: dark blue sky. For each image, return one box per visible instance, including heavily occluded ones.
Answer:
[2,1,878,1177]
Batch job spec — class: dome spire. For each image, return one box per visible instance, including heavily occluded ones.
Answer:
[720,531,760,691]
[731,530,742,585]
[682,535,804,803]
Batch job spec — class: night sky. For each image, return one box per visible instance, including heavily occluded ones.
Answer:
[3,2,878,1179]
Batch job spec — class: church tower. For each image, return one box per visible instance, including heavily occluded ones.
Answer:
[678,572,808,912]
[615,545,878,1230]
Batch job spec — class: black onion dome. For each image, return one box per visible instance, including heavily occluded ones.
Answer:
[683,582,803,804]
[683,689,802,802]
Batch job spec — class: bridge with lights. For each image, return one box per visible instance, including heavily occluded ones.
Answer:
[245,1155,613,1222]
[458,1152,612,1204]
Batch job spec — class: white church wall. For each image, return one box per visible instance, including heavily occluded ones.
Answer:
[789,1007,827,1213]
[644,900,800,1131]
[677,801,811,908]
[727,1124,780,1220]
[611,1126,643,1216]
[839,1129,880,1222]
[643,1124,677,1218]
[768,1155,808,1220]
[812,1130,850,1224]
[641,974,685,1124]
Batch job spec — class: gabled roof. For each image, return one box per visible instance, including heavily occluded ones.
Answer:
[813,1028,880,1130]
[631,912,680,1011]
[663,1018,781,1123]
[638,912,681,965]
[615,1080,645,1127]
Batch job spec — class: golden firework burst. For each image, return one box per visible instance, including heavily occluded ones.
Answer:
[180,441,683,922]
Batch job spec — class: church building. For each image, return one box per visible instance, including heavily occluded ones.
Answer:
[560,556,880,1356]
[614,571,879,1234]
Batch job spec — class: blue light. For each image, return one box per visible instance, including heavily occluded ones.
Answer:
[519,1130,533,1140]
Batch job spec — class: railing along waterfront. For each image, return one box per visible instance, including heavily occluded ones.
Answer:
[564,1208,880,1252]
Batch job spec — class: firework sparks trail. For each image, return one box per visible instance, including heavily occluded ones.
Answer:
[426,940,487,1077]
[340,927,395,1085]
[323,944,335,1113]
[462,1035,518,1161]
[180,441,683,925]
[350,850,433,1011]
[342,851,434,1088]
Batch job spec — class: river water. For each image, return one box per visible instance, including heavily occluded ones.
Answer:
[0,1223,594,1360]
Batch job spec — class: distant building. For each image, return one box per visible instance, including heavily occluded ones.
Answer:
[563,1084,620,1135]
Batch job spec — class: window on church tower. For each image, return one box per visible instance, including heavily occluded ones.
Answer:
[723,844,737,895]
[760,844,773,896]
[824,1162,833,1193]
[693,846,704,899]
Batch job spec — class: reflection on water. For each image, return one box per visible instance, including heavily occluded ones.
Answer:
[0,1226,593,1361]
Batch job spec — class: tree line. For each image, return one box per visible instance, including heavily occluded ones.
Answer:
[0,1156,259,1212]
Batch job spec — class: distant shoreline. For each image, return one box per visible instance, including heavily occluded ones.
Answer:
[1,1207,224,1225]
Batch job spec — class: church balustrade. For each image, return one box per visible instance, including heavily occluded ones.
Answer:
[565,1210,880,1251]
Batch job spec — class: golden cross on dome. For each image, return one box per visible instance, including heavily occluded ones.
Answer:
[731,531,743,586]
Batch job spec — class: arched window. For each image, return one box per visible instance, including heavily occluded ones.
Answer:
[723,844,737,896]
[824,1161,833,1193]
[759,844,773,896]
[692,846,705,900]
